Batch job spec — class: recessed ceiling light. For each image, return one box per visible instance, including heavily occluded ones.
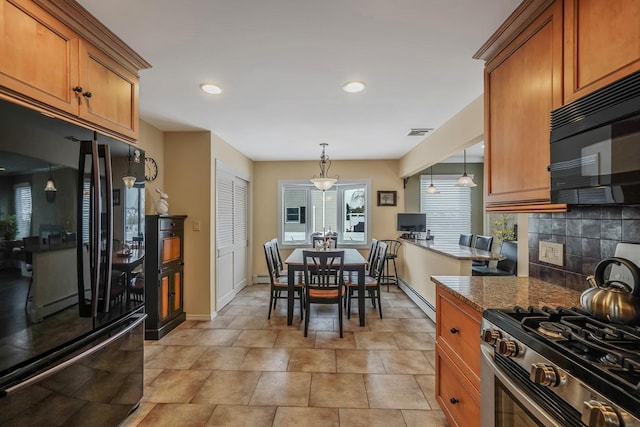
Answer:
[200,83,223,95]
[342,81,366,93]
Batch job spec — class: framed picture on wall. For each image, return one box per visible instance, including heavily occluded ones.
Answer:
[377,190,397,206]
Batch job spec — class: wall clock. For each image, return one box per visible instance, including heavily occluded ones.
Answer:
[145,157,158,181]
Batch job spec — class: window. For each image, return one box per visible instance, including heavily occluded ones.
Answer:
[14,183,32,239]
[285,207,301,223]
[279,180,370,246]
[420,174,471,245]
[124,184,145,243]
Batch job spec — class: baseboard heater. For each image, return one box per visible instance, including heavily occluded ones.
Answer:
[398,278,436,322]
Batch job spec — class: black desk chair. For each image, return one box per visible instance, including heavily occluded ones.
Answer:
[472,235,494,267]
[472,240,517,276]
[459,233,474,247]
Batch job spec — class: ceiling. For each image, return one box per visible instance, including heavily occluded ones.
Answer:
[75,0,520,162]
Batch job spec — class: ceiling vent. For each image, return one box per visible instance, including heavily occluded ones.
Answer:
[407,128,434,136]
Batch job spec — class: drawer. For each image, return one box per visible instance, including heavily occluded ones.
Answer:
[436,349,480,427]
[159,218,183,232]
[437,291,481,387]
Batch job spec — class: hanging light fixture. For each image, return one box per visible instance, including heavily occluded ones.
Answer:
[122,146,136,189]
[426,166,440,194]
[310,143,338,191]
[44,164,57,192]
[455,149,477,187]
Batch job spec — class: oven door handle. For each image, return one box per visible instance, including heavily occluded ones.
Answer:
[480,345,563,427]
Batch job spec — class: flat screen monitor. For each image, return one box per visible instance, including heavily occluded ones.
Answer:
[397,213,426,232]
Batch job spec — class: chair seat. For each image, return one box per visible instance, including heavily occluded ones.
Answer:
[309,287,344,299]
[345,276,377,287]
[273,280,303,288]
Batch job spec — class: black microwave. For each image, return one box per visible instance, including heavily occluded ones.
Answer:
[549,71,640,205]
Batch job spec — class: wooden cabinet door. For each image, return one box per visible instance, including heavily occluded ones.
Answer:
[0,0,79,113]
[171,269,184,319]
[159,272,171,325]
[564,0,640,102]
[484,1,563,207]
[161,234,182,264]
[78,40,139,139]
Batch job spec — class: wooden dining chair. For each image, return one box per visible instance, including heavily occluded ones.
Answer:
[270,237,287,276]
[302,250,345,338]
[264,241,304,320]
[345,241,387,319]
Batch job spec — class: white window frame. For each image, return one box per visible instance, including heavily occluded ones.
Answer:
[278,179,371,247]
[419,174,472,245]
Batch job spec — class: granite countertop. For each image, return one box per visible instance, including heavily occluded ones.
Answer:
[401,238,502,261]
[431,275,582,313]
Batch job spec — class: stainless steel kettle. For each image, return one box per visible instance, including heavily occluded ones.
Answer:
[580,257,640,324]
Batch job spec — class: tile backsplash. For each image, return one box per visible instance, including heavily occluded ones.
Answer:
[528,206,640,291]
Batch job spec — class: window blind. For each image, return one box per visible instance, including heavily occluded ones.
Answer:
[420,175,471,245]
[14,183,32,239]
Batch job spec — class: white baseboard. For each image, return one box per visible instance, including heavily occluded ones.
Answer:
[253,275,270,284]
[398,278,436,322]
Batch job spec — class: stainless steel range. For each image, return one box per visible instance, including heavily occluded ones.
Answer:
[481,305,640,427]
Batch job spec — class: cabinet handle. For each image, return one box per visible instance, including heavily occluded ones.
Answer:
[179,262,184,266]
[73,86,83,93]
[450,397,459,405]
[450,327,459,334]
[83,91,92,98]
[170,233,176,237]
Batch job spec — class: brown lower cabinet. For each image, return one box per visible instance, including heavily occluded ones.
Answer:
[144,215,187,340]
[435,286,481,427]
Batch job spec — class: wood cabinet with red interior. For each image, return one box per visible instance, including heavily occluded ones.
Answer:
[145,215,187,340]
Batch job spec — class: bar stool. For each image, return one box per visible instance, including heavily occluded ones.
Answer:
[379,239,401,291]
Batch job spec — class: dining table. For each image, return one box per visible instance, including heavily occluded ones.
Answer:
[111,249,145,302]
[284,248,368,327]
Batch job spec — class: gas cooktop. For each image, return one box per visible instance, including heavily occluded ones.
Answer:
[483,305,640,422]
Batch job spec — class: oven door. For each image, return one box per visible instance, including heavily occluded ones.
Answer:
[480,344,565,427]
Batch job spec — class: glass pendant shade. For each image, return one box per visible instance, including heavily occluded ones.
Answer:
[44,165,57,192]
[122,146,136,189]
[122,175,136,188]
[310,143,338,191]
[44,178,57,192]
[455,150,477,187]
[426,166,439,194]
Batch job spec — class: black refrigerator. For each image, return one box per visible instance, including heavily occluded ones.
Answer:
[0,98,146,425]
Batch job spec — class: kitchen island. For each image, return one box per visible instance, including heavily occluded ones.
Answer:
[431,275,582,427]
[398,238,502,321]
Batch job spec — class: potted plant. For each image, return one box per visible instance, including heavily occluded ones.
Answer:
[0,215,18,241]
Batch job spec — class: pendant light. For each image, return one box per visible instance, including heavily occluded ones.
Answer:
[455,149,477,187]
[426,166,440,194]
[310,143,338,191]
[122,146,136,189]
[44,164,57,192]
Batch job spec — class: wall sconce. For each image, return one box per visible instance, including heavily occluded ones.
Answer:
[310,143,338,191]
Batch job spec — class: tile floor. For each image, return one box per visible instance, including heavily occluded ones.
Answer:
[120,285,449,426]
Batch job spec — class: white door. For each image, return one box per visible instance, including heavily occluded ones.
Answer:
[216,162,249,309]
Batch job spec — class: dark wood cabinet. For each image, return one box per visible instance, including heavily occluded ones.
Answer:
[145,215,187,340]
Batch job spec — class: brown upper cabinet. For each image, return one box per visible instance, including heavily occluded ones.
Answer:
[475,0,640,212]
[563,0,640,103]
[0,0,149,141]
